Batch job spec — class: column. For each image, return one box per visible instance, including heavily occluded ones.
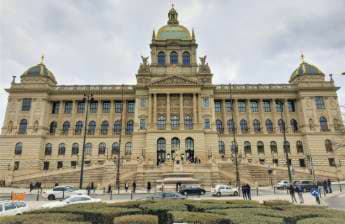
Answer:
[197,94,201,124]
[193,94,197,127]
[122,99,127,134]
[258,99,265,134]
[233,99,239,133]
[247,99,253,134]
[221,99,226,133]
[180,93,184,129]
[148,94,152,126]
[283,99,290,133]
[167,93,171,129]
[153,94,157,128]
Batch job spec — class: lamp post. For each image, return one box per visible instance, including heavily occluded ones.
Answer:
[79,87,93,189]
[306,154,316,183]
[115,85,125,194]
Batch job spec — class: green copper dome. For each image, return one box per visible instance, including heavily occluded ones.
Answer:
[21,58,57,83]
[290,61,324,81]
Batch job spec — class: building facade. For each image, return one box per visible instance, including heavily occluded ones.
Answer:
[1,7,344,188]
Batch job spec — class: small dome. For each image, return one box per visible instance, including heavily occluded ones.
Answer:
[21,59,57,83]
[289,55,324,82]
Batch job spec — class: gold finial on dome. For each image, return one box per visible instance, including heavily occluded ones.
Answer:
[40,54,45,64]
[300,53,305,63]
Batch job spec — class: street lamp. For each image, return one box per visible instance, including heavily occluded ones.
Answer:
[305,154,316,183]
[115,85,125,194]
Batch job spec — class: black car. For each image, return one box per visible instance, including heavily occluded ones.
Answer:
[293,180,317,192]
[179,186,206,196]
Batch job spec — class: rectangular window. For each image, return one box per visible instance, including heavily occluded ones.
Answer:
[140,119,146,129]
[71,161,77,168]
[225,100,232,112]
[204,119,210,129]
[77,101,85,113]
[288,159,292,166]
[102,101,111,113]
[299,159,306,167]
[127,101,135,113]
[52,102,60,114]
[315,96,325,109]
[273,159,278,165]
[89,101,98,113]
[328,158,336,167]
[215,101,221,112]
[263,100,271,112]
[115,101,122,113]
[22,98,32,111]
[57,161,63,169]
[238,101,246,112]
[64,101,73,113]
[276,100,284,112]
[14,161,20,171]
[203,97,209,108]
[288,100,296,112]
[250,101,258,112]
[140,96,147,108]
[43,161,49,170]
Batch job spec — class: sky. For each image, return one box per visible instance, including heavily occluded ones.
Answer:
[0,0,344,128]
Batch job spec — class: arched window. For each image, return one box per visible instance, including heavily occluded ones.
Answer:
[49,121,57,135]
[320,116,328,131]
[270,141,277,154]
[85,143,92,155]
[253,119,261,133]
[113,120,121,134]
[290,119,298,132]
[244,141,251,155]
[182,52,190,65]
[58,143,66,155]
[218,141,225,155]
[112,142,120,155]
[185,137,194,161]
[45,143,52,156]
[283,141,290,154]
[216,119,223,133]
[170,51,178,64]
[98,142,106,155]
[88,121,96,135]
[157,138,166,164]
[240,119,248,133]
[184,115,193,129]
[157,115,166,129]
[171,115,179,128]
[126,120,134,134]
[75,121,83,135]
[227,119,235,133]
[257,141,264,154]
[296,141,304,154]
[72,143,79,155]
[265,119,273,133]
[18,119,28,134]
[171,137,180,158]
[278,119,285,133]
[157,52,165,65]
[62,121,70,135]
[15,142,23,155]
[325,139,333,153]
[101,121,109,135]
[125,142,132,155]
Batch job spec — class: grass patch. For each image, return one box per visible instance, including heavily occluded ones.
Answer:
[113,214,158,224]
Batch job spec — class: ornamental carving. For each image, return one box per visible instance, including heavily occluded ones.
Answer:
[150,75,198,86]
[138,56,151,73]
[198,55,211,73]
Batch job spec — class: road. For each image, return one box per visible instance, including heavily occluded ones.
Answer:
[325,192,345,211]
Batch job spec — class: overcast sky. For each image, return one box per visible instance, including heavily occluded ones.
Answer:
[1,0,344,128]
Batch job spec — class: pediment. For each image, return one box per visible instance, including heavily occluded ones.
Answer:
[150,75,199,86]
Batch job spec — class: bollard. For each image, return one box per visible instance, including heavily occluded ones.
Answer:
[339,183,343,192]
[274,186,276,194]
[110,190,113,200]
[36,190,40,201]
[130,192,133,200]
[62,189,65,199]
[256,188,259,196]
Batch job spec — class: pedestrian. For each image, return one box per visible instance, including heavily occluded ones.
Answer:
[147,182,151,193]
[125,182,129,192]
[54,182,59,187]
[108,184,112,194]
[241,184,247,200]
[246,183,251,200]
[29,182,33,192]
[288,184,297,203]
[87,183,91,195]
[311,187,321,205]
[132,181,136,193]
[317,181,323,198]
[296,184,304,204]
[91,182,94,193]
[322,180,328,196]
[327,179,332,193]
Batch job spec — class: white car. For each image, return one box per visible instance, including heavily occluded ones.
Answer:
[42,195,101,209]
[42,186,87,200]
[0,201,29,216]
[275,180,289,190]
[212,185,239,197]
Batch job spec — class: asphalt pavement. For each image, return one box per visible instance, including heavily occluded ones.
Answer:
[325,192,345,211]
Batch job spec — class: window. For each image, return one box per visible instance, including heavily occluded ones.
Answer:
[58,143,66,155]
[276,100,284,112]
[15,142,22,155]
[251,101,258,112]
[52,102,60,114]
[296,141,304,153]
[170,51,178,64]
[283,141,290,154]
[85,143,92,155]
[325,139,333,153]
[270,141,277,154]
[157,138,166,164]
[328,158,336,167]
[182,52,190,65]
[158,52,165,65]
[14,161,20,170]
[171,115,179,128]
[72,143,79,155]
[125,142,132,155]
[102,101,111,113]
[77,101,85,113]
[171,138,180,156]
[22,98,32,111]
[71,161,77,168]
[238,101,246,112]
[253,119,261,133]
[290,119,298,132]
[126,120,134,134]
[62,121,70,135]
[273,159,278,165]
[49,121,57,135]
[184,115,193,129]
[278,119,285,133]
[240,119,248,133]
[43,161,49,170]
[218,141,225,155]
[75,121,83,135]
[203,97,209,108]
[127,101,135,113]
[215,101,221,112]
[140,96,147,108]
[98,143,106,155]
[112,142,119,155]
[64,101,73,113]
[113,120,121,134]
[216,120,223,133]
[88,121,96,135]
[227,119,235,133]
[320,116,328,131]
[157,115,166,129]
[115,101,122,113]
[225,100,232,112]
[257,141,265,154]
[18,119,28,134]
[101,121,109,135]
[185,138,194,160]
[315,96,325,109]
[204,118,210,129]
[89,101,98,113]
[57,161,63,169]
[263,100,271,112]
[45,143,52,156]
[244,141,251,155]
[265,119,273,133]
[288,100,296,112]
[140,119,146,129]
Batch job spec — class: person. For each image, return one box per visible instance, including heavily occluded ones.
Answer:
[125,182,129,192]
[322,180,328,196]
[296,184,304,204]
[311,187,321,205]
[317,181,323,198]
[132,181,136,193]
[246,183,251,200]
[54,182,59,187]
[87,183,91,195]
[288,184,297,203]
[91,182,94,193]
[327,179,332,193]
[29,182,33,192]
[241,184,247,200]
[147,182,151,193]
[107,184,112,194]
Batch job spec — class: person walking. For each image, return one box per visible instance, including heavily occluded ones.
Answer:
[317,181,323,198]
[147,182,151,193]
[107,184,112,194]
[241,184,247,200]
[29,182,33,192]
[288,184,297,203]
[132,181,136,193]
[91,182,95,193]
[311,187,321,205]
[125,182,129,192]
[327,179,332,193]
[246,183,251,200]
[296,184,304,204]
[322,180,328,196]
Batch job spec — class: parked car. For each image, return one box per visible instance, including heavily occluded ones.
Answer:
[146,192,186,200]
[275,180,290,190]
[212,185,238,197]
[42,186,86,200]
[179,186,206,196]
[42,195,101,209]
[293,180,317,192]
[0,201,29,216]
